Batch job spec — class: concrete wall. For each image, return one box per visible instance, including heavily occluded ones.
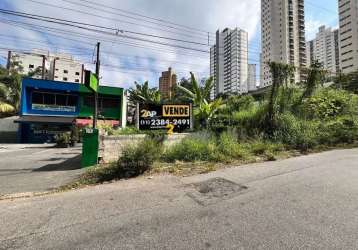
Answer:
[99,133,192,163]
[0,116,19,143]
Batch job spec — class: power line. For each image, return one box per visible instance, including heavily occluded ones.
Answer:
[0,16,264,63]
[23,0,213,42]
[63,0,215,36]
[0,15,263,58]
[0,8,212,48]
[305,0,338,15]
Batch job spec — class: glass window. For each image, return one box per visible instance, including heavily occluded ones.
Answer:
[64,70,68,74]
[56,94,67,106]
[63,77,68,81]
[44,93,55,105]
[75,72,80,76]
[29,64,34,69]
[84,96,94,107]
[102,97,120,109]
[67,95,77,106]
[32,92,43,104]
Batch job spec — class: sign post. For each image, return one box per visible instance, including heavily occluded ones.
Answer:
[81,127,99,168]
[82,42,100,167]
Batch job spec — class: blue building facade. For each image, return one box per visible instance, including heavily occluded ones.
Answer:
[17,78,124,143]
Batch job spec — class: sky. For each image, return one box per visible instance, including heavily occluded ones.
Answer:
[0,0,339,89]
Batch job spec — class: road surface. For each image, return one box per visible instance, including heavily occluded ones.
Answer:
[0,144,83,196]
[0,148,358,249]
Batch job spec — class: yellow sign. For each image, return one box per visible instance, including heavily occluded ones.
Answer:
[166,124,174,135]
[162,105,190,117]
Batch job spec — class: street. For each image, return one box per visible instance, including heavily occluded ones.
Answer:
[0,148,358,249]
[0,144,84,197]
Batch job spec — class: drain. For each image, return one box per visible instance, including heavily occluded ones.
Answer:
[187,177,248,206]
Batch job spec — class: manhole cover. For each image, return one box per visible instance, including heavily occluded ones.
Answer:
[187,178,248,206]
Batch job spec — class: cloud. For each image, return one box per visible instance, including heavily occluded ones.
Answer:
[305,19,326,41]
[1,0,261,89]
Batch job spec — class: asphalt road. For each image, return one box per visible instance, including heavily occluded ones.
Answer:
[0,144,84,196]
[0,148,358,249]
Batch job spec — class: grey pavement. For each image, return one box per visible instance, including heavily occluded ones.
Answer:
[0,144,84,196]
[0,148,358,249]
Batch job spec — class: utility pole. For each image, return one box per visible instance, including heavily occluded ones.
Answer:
[93,42,100,129]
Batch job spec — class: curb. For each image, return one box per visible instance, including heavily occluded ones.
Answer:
[0,191,52,201]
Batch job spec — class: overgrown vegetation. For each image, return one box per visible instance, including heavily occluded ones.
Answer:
[68,62,358,188]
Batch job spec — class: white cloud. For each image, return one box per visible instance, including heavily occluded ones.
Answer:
[2,0,261,89]
[305,19,325,41]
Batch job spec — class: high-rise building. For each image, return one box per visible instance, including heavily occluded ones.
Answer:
[338,0,358,73]
[210,28,248,99]
[248,64,257,91]
[159,67,177,100]
[261,0,306,86]
[306,26,340,74]
[306,40,314,67]
[7,49,84,83]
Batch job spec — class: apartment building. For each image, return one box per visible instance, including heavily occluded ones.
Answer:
[159,67,177,100]
[306,40,315,67]
[7,49,84,83]
[248,64,257,91]
[338,0,358,73]
[7,50,50,79]
[52,53,84,83]
[306,26,340,74]
[210,28,248,98]
[261,0,306,86]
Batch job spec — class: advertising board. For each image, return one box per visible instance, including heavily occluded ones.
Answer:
[137,103,192,133]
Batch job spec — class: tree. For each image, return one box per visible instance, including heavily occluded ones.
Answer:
[128,81,161,105]
[301,60,326,99]
[176,72,221,128]
[0,65,22,113]
[171,77,193,102]
[266,62,295,132]
[0,61,42,116]
[334,70,358,93]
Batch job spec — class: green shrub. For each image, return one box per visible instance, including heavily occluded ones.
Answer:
[273,113,319,151]
[164,131,257,163]
[163,133,217,162]
[55,132,71,147]
[216,131,250,161]
[241,140,285,159]
[317,116,358,145]
[301,89,351,120]
[117,138,163,177]
[224,95,255,113]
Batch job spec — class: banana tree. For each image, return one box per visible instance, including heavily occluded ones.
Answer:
[176,72,222,128]
[128,81,161,104]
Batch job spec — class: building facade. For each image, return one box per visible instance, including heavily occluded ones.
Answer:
[248,64,257,91]
[338,0,358,73]
[210,28,248,99]
[159,67,177,100]
[306,26,340,74]
[16,78,125,143]
[261,0,306,87]
[7,49,84,83]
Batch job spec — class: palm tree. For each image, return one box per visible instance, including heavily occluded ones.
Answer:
[176,72,222,128]
[128,81,161,104]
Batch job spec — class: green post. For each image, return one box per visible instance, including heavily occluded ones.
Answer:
[81,128,99,168]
